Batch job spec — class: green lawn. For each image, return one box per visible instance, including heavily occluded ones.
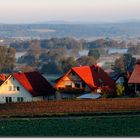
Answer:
[0,115,140,137]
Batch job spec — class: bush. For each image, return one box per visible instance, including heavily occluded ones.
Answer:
[102,93,112,98]
[116,84,125,96]
[101,86,112,94]
[101,86,114,98]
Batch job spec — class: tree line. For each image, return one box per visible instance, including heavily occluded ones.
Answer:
[10,37,131,52]
[0,37,137,76]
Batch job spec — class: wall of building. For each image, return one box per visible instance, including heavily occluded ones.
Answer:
[56,76,74,88]
[85,85,92,92]
[33,96,44,101]
[0,76,33,103]
[56,73,85,89]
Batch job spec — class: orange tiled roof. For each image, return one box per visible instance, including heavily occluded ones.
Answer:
[55,65,115,90]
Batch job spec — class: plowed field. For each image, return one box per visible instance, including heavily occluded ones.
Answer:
[0,98,140,117]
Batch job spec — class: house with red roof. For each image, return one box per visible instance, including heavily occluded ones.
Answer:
[128,61,140,94]
[0,71,55,103]
[54,65,116,99]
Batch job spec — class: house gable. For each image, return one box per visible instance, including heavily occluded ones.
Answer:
[55,71,82,89]
[55,68,93,91]
[72,66,95,89]
[128,64,140,84]
[55,65,116,92]
[13,71,55,97]
[0,76,32,103]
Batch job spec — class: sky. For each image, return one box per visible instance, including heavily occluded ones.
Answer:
[0,0,140,23]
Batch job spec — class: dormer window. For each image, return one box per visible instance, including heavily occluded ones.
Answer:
[98,79,103,83]
[71,71,75,76]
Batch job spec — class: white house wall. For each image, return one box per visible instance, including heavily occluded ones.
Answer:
[0,77,33,103]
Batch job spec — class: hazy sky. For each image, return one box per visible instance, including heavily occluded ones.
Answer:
[1,0,140,23]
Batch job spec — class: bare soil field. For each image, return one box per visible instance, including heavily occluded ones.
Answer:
[0,98,140,117]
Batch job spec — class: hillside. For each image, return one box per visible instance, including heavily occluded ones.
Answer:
[1,22,140,39]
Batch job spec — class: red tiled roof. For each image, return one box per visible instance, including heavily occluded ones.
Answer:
[0,74,10,85]
[72,66,95,89]
[128,64,140,84]
[13,71,55,97]
[55,65,116,91]
[0,74,6,81]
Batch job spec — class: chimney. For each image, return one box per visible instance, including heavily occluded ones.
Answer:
[18,71,22,74]
[93,64,100,72]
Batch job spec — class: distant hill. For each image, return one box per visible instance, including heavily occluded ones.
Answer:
[1,22,140,39]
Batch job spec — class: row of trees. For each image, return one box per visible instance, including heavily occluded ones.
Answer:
[113,53,136,74]
[18,48,101,74]
[0,46,16,73]
[0,44,136,80]
[10,37,130,53]
[10,38,86,51]
[17,40,137,76]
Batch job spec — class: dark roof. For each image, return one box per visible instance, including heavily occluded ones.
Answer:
[13,71,55,97]
[128,64,140,84]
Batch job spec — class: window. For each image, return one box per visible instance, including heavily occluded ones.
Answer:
[66,85,72,88]
[98,79,103,83]
[82,83,86,88]
[9,86,20,91]
[71,71,76,76]
[9,86,12,91]
[13,86,17,91]
[17,97,23,102]
[17,86,20,91]
[75,83,80,88]
[65,82,72,88]
[6,97,12,103]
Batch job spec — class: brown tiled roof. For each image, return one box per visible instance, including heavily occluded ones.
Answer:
[128,64,140,84]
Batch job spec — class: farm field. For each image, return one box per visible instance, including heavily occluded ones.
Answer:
[0,115,140,136]
[0,98,140,117]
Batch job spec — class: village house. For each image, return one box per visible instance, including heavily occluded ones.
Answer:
[128,61,140,96]
[54,65,116,99]
[0,71,55,103]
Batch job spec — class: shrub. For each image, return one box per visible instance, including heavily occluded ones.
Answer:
[101,86,112,94]
[116,84,125,96]
[102,93,112,98]
[101,86,114,98]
